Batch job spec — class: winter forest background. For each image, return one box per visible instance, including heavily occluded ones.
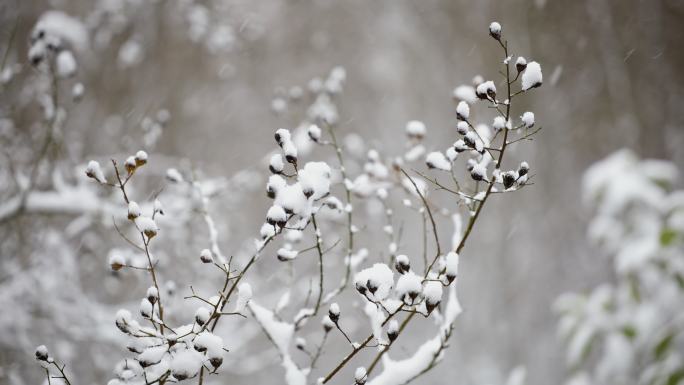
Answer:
[1,0,684,384]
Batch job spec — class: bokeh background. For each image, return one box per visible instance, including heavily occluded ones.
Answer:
[1,0,683,384]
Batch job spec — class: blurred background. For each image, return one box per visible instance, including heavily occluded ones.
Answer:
[1,0,683,384]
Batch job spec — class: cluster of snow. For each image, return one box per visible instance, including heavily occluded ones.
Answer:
[521,61,543,90]
[425,151,452,171]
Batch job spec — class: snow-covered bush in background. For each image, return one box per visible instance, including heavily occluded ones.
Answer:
[555,150,684,385]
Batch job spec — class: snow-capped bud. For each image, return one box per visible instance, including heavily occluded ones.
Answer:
[153,199,164,216]
[295,337,306,350]
[456,101,470,121]
[493,116,506,132]
[406,120,426,140]
[140,298,153,319]
[456,121,468,135]
[35,345,49,361]
[269,154,284,174]
[470,163,486,182]
[445,252,459,283]
[453,140,468,153]
[396,271,422,305]
[502,171,517,189]
[308,124,322,142]
[135,216,158,239]
[516,56,527,73]
[135,150,148,166]
[366,279,379,295]
[476,81,497,100]
[329,303,340,323]
[115,309,132,334]
[283,142,298,165]
[267,175,286,199]
[200,249,213,263]
[274,128,291,147]
[128,201,141,220]
[266,205,287,227]
[85,160,106,183]
[277,247,298,262]
[464,131,477,149]
[387,320,399,342]
[521,111,535,128]
[423,281,443,314]
[518,161,530,176]
[260,222,276,239]
[521,61,543,91]
[489,22,502,40]
[124,156,137,174]
[426,152,451,171]
[395,254,410,274]
[109,253,126,271]
[322,315,335,332]
[166,168,184,183]
[195,307,211,326]
[146,286,159,305]
[355,280,368,296]
[355,367,367,385]
[167,334,178,347]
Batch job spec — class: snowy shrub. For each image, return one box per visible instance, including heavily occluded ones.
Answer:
[555,150,684,385]
[3,13,544,384]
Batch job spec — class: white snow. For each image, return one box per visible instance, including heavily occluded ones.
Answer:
[170,349,203,380]
[135,216,158,238]
[445,252,459,280]
[56,50,77,78]
[452,85,477,103]
[355,263,395,300]
[521,112,535,128]
[493,116,506,131]
[456,101,470,120]
[395,271,422,304]
[423,280,443,307]
[355,367,367,383]
[127,201,141,219]
[85,160,106,183]
[195,307,211,325]
[425,152,452,171]
[521,61,543,90]
[270,154,284,174]
[166,168,184,183]
[235,283,252,313]
[476,81,496,99]
[266,205,287,225]
[405,120,426,138]
[139,298,153,319]
[194,331,224,357]
[277,247,299,261]
[308,124,322,142]
[298,162,332,199]
[489,22,502,35]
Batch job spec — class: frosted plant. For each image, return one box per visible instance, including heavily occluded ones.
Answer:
[28,21,544,384]
[555,150,684,385]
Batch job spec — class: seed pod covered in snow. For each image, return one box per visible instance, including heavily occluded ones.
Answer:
[502,171,517,189]
[355,367,367,385]
[124,156,136,174]
[425,152,451,171]
[274,128,291,147]
[488,21,502,40]
[266,205,287,227]
[109,253,126,271]
[35,345,49,361]
[146,286,159,305]
[115,309,133,334]
[308,124,322,142]
[195,307,211,326]
[135,216,158,239]
[516,56,527,73]
[387,319,399,342]
[521,112,535,128]
[395,254,410,274]
[476,80,497,100]
[470,163,487,182]
[521,61,543,91]
[140,298,153,319]
[295,337,306,350]
[518,161,530,176]
[405,120,426,140]
[85,160,106,183]
[56,50,77,78]
[456,121,469,135]
[267,175,286,199]
[269,154,284,174]
[322,315,335,332]
[200,249,213,264]
[456,101,470,121]
[127,201,141,220]
[445,252,459,283]
[135,150,148,166]
[423,281,443,314]
[329,303,340,323]
[453,140,468,153]
[277,247,298,262]
[153,199,164,216]
[396,271,422,305]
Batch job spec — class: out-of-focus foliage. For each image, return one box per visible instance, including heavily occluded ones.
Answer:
[556,150,684,385]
